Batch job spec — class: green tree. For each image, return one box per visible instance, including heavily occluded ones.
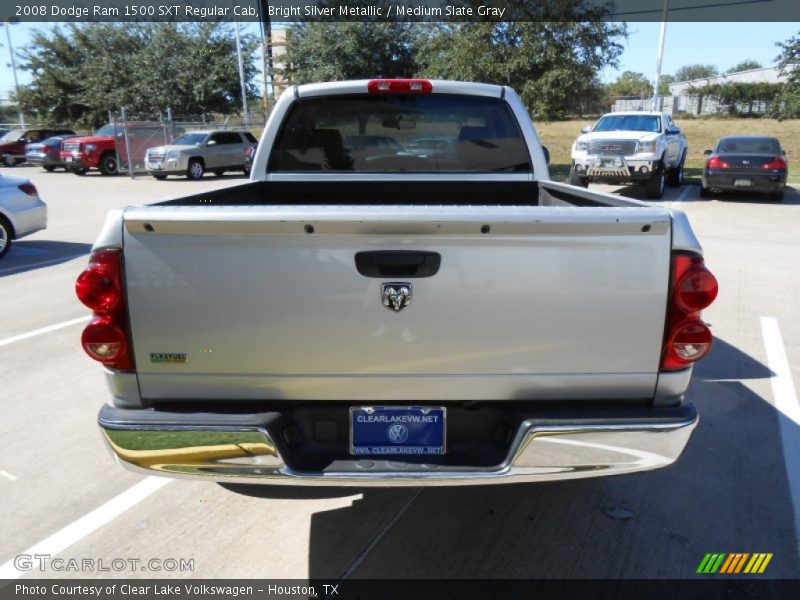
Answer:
[416,20,626,119]
[771,31,800,120]
[608,71,653,98]
[674,64,719,83]
[16,23,258,127]
[727,60,762,73]
[282,23,419,83]
[659,74,675,95]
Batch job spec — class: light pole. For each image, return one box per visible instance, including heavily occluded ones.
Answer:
[3,22,24,128]
[234,20,249,129]
[652,0,670,112]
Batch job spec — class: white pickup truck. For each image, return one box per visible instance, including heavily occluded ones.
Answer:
[570,111,688,199]
[78,80,717,486]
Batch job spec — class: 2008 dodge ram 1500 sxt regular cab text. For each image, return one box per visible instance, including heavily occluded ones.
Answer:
[78,79,718,486]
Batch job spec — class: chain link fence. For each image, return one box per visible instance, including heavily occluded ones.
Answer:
[108,110,265,176]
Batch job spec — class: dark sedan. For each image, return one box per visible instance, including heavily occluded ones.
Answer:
[701,136,787,201]
[25,135,75,171]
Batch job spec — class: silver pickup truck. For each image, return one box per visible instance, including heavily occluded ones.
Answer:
[78,80,717,486]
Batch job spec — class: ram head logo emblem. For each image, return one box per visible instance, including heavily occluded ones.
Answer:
[382,283,412,312]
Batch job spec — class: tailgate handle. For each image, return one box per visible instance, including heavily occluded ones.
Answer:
[355,251,441,278]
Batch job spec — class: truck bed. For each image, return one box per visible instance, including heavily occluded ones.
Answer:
[154,179,647,208]
[120,179,673,405]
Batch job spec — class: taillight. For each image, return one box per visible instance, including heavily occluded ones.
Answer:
[368,79,433,94]
[707,156,731,169]
[76,249,133,370]
[81,317,130,366]
[661,252,718,371]
[674,263,718,313]
[763,156,787,171]
[18,183,38,196]
[667,322,713,363]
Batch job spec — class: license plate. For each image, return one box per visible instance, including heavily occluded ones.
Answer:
[735,179,752,187]
[65,157,73,163]
[151,163,162,170]
[350,406,445,456]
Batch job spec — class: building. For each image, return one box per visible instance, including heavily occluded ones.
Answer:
[667,65,793,116]
[268,28,289,98]
[612,65,794,116]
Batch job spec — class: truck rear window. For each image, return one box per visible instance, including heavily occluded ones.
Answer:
[268,94,532,173]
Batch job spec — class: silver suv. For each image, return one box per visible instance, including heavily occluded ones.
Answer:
[145,130,258,180]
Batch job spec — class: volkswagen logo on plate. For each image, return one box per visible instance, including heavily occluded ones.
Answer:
[387,423,409,444]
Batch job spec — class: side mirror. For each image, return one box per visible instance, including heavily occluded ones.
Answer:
[207,140,217,146]
[704,149,713,155]
[580,125,591,134]
[665,127,680,135]
[542,146,550,165]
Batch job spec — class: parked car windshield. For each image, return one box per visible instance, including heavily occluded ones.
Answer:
[172,133,208,146]
[593,115,662,133]
[269,94,532,173]
[0,129,25,142]
[717,137,781,154]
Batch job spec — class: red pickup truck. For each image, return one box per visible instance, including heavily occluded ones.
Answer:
[61,123,168,176]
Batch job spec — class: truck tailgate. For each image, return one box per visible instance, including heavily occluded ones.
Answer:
[122,205,672,402]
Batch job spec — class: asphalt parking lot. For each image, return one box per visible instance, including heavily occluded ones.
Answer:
[1,166,798,581]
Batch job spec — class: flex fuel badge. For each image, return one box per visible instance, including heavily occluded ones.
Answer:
[150,353,187,364]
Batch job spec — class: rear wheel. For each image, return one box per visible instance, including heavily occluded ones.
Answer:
[0,216,12,259]
[645,165,666,199]
[152,174,167,181]
[70,167,88,176]
[699,185,712,198]
[2,155,14,167]
[568,168,588,188]
[770,189,785,202]
[43,165,56,172]
[99,152,119,176]
[187,159,205,180]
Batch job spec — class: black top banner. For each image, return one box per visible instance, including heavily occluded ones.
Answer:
[0,0,798,22]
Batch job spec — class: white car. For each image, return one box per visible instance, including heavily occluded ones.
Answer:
[570,111,688,199]
[0,174,47,259]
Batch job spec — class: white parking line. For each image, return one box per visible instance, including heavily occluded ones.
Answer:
[668,185,692,209]
[0,255,87,277]
[0,476,172,579]
[0,470,18,481]
[0,316,90,348]
[761,316,800,424]
[760,316,800,555]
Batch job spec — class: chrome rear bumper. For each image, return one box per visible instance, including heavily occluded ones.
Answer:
[98,403,697,486]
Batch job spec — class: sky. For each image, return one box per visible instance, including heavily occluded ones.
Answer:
[0,21,797,98]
